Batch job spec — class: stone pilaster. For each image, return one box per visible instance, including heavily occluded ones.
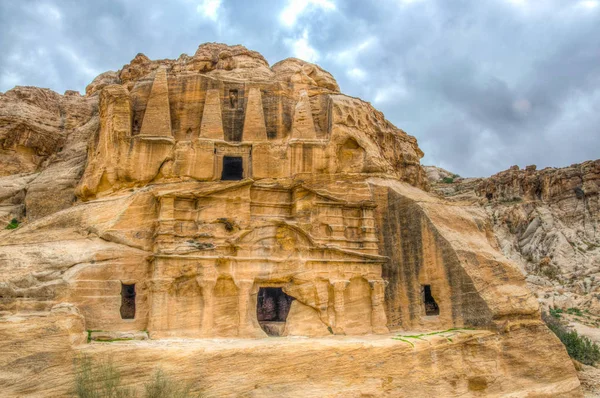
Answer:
[314,279,331,324]
[369,279,389,334]
[197,278,216,337]
[235,279,254,336]
[159,197,175,220]
[331,280,350,334]
[148,279,171,334]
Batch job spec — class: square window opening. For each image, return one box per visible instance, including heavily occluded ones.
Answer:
[222,156,244,180]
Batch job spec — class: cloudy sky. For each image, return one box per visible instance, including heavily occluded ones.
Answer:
[1,0,599,177]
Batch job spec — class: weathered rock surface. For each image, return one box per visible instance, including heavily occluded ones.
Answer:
[0,43,582,397]
[426,161,600,315]
[0,86,97,221]
[426,161,600,395]
[0,314,581,397]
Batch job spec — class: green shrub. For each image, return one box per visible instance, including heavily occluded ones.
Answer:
[74,356,134,398]
[566,307,583,317]
[144,369,199,398]
[5,218,19,230]
[542,311,600,366]
[441,177,454,184]
[550,308,563,318]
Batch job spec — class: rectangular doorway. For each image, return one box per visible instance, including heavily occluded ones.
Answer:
[120,283,136,319]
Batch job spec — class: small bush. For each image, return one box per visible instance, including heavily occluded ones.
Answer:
[566,307,583,317]
[144,369,199,398]
[441,177,454,184]
[74,356,134,398]
[550,308,563,318]
[5,218,19,230]
[542,311,600,366]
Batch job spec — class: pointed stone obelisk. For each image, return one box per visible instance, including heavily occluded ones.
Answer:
[242,87,267,141]
[139,66,172,138]
[291,90,317,140]
[200,89,225,140]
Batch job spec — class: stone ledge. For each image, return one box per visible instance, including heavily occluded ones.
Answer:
[89,330,149,342]
[72,327,581,397]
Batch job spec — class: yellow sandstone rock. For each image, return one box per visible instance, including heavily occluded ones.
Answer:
[0,43,583,397]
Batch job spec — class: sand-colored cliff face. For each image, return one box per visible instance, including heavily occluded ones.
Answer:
[0,43,582,397]
[426,161,600,396]
[76,44,425,200]
[0,87,98,221]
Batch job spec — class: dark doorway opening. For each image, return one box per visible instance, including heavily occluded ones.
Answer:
[120,283,136,319]
[423,285,439,316]
[221,156,243,180]
[257,287,294,336]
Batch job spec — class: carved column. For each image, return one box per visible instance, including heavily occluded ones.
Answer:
[314,279,331,325]
[369,279,389,334]
[158,196,175,220]
[235,279,254,336]
[148,279,171,335]
[197,278,216,337]
[331,280,349,334]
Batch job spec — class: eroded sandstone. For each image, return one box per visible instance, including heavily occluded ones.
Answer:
[0,43,582,397]
[426,161,600,315]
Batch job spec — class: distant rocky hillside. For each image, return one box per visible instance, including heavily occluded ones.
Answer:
[425,162,600,321]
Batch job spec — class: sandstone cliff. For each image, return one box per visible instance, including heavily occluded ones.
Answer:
[0,87,98,221]
[426,161,600,398]
[0,43,582,397]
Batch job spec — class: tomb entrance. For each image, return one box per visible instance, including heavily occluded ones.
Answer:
[120,283,136,319]
[423,285,439,316]
[257,287,294,336]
